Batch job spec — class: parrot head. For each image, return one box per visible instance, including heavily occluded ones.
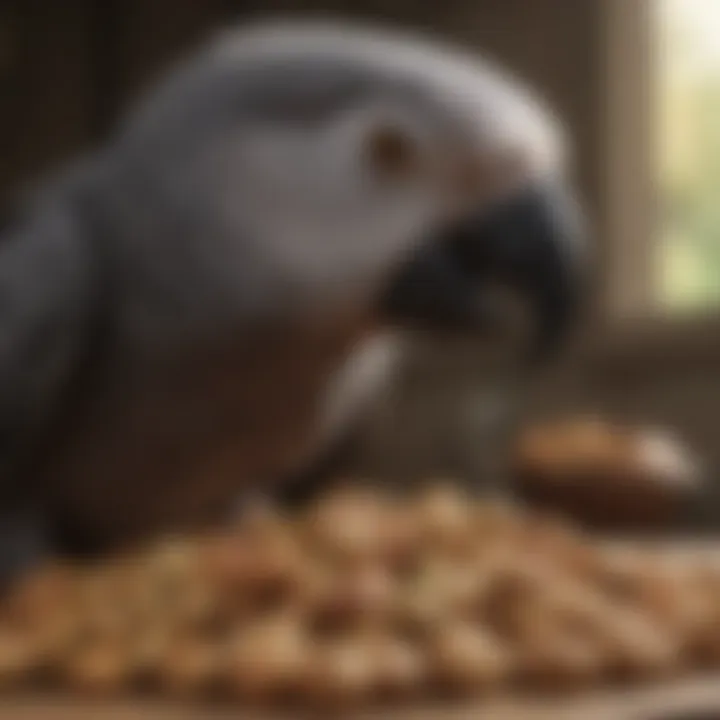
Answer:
[104,20,588,359]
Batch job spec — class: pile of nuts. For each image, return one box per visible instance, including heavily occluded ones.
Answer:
[0,484,719,707]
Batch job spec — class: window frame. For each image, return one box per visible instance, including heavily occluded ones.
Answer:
[601,0,657,319]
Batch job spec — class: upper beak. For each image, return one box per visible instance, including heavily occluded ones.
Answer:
[381,181,589,362]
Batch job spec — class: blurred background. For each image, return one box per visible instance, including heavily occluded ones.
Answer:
[0,0,719,527]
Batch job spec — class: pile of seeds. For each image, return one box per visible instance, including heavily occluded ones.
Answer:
[0,485,718,707]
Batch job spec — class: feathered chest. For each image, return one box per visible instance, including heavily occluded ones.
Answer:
[36,314,389,551]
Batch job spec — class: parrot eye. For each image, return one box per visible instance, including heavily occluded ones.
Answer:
[364,123,422,182]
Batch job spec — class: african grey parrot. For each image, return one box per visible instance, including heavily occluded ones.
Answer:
[0,20,587,580]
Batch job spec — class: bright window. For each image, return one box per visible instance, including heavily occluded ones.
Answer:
[658,0,720,310]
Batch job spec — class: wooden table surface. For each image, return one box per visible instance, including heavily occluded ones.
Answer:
[3,679,720,720]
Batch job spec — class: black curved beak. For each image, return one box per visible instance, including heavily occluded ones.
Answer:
[381,182,588,362]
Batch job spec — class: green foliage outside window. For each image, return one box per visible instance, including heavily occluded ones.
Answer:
[659,0,720,309]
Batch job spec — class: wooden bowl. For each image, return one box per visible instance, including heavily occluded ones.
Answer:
[514,418,702,531]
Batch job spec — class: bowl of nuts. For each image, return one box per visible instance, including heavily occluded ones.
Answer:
[514,418,703,531]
